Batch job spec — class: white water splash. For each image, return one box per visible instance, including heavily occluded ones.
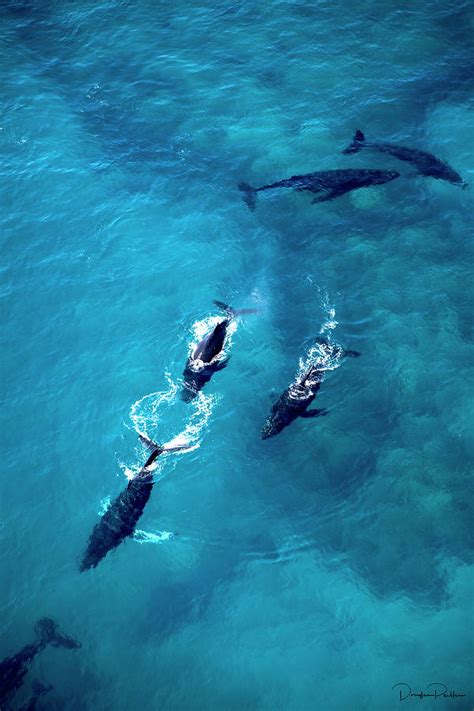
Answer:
[98,496,111,516]
[296,292,343,381]
[133,529,175,544]
[129,371,178,439]
[123,371,219,482]
[297,341,343,381]
[319,291,339,336]
[163,390,219,451]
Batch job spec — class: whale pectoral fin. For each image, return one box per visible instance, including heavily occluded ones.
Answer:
[214,357,230,371]
[311,188,345,203]
[343,349,360,358]
[300,408,328,418]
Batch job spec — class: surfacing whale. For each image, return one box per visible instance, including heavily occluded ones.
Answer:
[0,618,79,709]
[181,300,257,401]
[238,167,399,210]
[261,339,360,440]
[343,129,468,188]
[80,436,191,572]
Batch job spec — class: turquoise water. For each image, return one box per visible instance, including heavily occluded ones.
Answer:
[1,0,473,709]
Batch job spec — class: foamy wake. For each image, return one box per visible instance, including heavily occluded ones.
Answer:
[133,529,175,544]
[163,389,218,450]
[319,290,339,336]
[129,371,178,439]
[296,292,342,381]
[122,372,219,482]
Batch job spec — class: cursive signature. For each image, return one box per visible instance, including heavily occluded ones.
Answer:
[392,683,466,701]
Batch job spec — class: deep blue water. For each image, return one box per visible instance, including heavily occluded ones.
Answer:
[1,0,473,709]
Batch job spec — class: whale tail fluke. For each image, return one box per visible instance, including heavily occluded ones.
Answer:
[139,433,192,454]
[32,680,54,697]
[162,443,194,453]
[343,129,366,154]
[238,181,257,211]
[139,433,161,451]
[213,300,258,318]
[35,618,81,650]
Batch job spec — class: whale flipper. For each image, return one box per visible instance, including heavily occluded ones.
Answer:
[238,182,257,211]
[311,189,344,203]
[300,408,328,418]
[213,357,230,371]
[343,349,360,358]
[342,129,366,154]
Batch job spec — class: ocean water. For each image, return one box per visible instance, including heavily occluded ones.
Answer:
[1,0,473,709]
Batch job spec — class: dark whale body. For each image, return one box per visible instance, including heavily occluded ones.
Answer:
[181,300,256,401]
[262,341,359,440]
[20,680,53,711]
[238,168,399,210]
[343,130,468,188]
[0,619,79,708]
[80,437,190,571]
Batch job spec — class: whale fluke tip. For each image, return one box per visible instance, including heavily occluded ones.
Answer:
[343,129,366,154]
[238,181,257,210]
[138,433,160,451]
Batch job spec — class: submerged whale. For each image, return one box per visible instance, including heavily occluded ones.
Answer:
[261,340,360,440]
[21,680,53,711]
[238,168,399,210]
[181,300,257,401]
[343,130,468,188]
[80,436,191,572]
[0,618,79,709]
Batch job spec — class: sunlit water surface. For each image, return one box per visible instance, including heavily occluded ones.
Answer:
[1,0,473,709]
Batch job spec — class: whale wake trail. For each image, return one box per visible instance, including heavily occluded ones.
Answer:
[296,296,343,382]
[124,371,219,483]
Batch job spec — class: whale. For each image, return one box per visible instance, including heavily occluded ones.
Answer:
[343,130,468,188]
[238,167,399,210]
[261,340,360,440]
[181,300,257,401]
[21,680,53,711]
[0,618,79,709]
[80,436,191,572]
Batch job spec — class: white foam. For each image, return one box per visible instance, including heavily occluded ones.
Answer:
[133,529,175,544]
[319,291,339,335]
[98,496,111,516]
[163,390,219,452]
[296,291,343,384]
[123,372,219,483]
[129,371,178,438]
[297,342,342,381]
